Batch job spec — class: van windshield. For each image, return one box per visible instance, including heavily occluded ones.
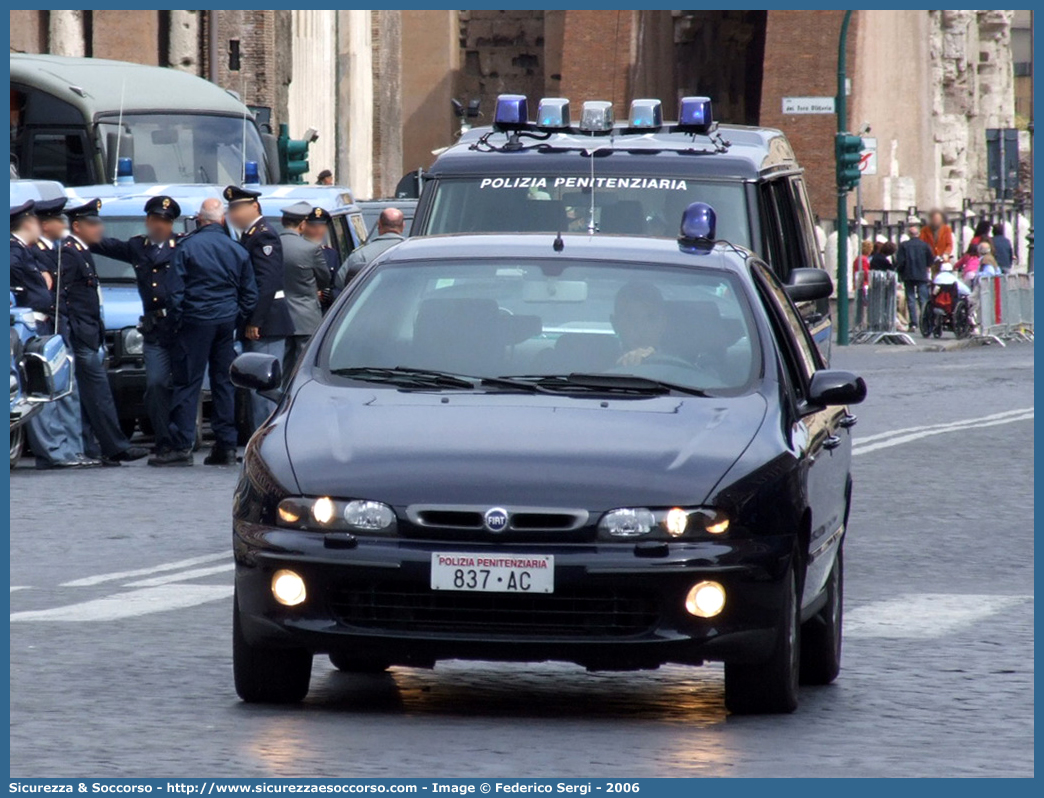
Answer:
[422,177,750,248]
[97,113,270,185]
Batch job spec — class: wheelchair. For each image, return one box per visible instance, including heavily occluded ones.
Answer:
[920,282,972,339]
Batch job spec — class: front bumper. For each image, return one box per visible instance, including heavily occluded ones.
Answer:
[234,523,795,669]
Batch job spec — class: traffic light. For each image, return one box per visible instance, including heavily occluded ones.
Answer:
[277,123,311,184]
[835,132,863,192]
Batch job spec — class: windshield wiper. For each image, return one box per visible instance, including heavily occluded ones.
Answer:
[490,373,709,397]
[330,366,477,390]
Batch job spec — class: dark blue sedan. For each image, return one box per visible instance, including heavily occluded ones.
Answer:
[229,207,865,714]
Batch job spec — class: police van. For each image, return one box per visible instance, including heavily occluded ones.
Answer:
[412,95,831,355]
[11,54,282,187]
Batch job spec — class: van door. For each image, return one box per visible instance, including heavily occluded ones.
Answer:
[758,177,832,361]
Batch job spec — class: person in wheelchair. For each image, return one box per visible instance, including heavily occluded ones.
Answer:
[924,261,974,338]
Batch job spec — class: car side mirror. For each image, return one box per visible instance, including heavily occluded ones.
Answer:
[785,268,834,303]
[807,370,867,407]
[231,353,282,401]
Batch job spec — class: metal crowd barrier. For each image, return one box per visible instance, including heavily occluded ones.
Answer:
[975,274,1034,346]
[851,270,915,345]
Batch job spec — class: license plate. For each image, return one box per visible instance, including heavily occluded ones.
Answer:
[430,552,554,593]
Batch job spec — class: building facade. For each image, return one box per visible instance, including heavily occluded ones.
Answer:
[10,9,1026,216]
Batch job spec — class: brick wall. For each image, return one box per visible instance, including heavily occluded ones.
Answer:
[558,10,636,120]
[457,10,545,118]
[759,10,858,218]
[202,10,285,128]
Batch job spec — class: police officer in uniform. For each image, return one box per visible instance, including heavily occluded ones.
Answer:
[62,199,149,465]
[25,197,99,469]
[223,185,294,431]
[302,205,341,310]
[90,196,182,455]
[10,200,52,316]
[159,198,257,467]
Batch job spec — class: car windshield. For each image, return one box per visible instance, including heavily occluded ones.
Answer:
[92,217,192,282]
[423,177,750,248]
[97,113,270,185]
[321,258,760,395]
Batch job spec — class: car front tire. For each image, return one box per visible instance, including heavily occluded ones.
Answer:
[799,544,843,685]
[233,590,312,703]
[724,565,800,715]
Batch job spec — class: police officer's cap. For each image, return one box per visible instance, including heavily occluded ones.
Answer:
[10,199,35,223]
[306,206,332,225]
[34,197,68,219]
[280,201,313,222]
[144,195,181,220]
[224,185,262,206]
[66,198,103,221]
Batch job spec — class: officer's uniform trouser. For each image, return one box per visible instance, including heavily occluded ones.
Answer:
[73,342,132,459]
[142,340,175,452]
[244,336,285,431]
[25,318,83,466]
[170,318,237,452]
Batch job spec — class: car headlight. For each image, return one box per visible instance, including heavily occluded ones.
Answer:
[121,326,144,356]
[598,507,730,540]
[276,496,397,534]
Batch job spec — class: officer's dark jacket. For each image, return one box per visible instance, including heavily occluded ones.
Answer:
[167,223,258,326]
[59,236,104,350]
[238,218,294,337]
[10,236,53,313]
[320,245,340,284]
[91,234,181,314]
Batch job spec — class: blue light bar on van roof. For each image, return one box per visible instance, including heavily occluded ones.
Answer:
[243,160,260,186]
[678,96,713,130]
[579,101,614,133]
[629,99,662,129]
[537,98,570,130]
[493,94,529,131]
[116,157,134,185]
[680,202,716,242]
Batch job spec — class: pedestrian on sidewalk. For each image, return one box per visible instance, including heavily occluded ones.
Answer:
[920,209,954,273]
[896,218,934,330]
[991,223,1014,273]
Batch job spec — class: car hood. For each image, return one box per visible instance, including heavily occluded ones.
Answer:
[283,381,768,509]
[100,284,143,330]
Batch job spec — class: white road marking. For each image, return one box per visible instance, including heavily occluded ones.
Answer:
[855,407,1033,446]
[845,593,1032,639]
[61,552,228,587]
[854,409,1033,456]
[10,586,30,592]
[124,562,234,588]
[10,584,233,623]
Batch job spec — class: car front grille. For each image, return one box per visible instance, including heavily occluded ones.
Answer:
[329,582,660,638]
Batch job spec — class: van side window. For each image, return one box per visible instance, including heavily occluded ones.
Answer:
[759,179,804,282]
[29,131,92,186]
[787,177,822,270]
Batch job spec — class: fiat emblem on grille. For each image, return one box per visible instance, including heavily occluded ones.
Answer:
[484,507,510,532]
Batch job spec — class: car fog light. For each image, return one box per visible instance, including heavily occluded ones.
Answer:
[311,497,336,525]
[664,507,688,537]
[278,502,302,524]
[599,508,656,537]
[343,500,395,530]
[685,580,725,618]
[272,569,307,607]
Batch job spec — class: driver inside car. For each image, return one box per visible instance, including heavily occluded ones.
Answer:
[611,281,667,367]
